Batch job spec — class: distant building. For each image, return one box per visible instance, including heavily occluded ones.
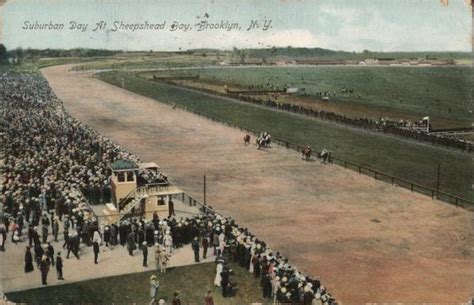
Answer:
[364,58,379,65]
[229,58,264,65]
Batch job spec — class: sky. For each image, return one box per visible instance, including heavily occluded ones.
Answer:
[1,0,472,52]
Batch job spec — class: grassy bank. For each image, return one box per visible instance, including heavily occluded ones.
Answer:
[6,262,264,305]
[97,71,474,202]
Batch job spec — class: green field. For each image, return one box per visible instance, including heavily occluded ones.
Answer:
[5,57,111,72]
[139,66,473,129]
[6,262,264,305]
[97,71,474,202]
[75,53,228,71]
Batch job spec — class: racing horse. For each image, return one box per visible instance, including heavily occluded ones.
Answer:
[318,148,330,163]
[257,132,271,149]
[243,134,251,146]
[301,146,312,161]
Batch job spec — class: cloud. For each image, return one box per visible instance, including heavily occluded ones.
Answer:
[2,0,470,52]
[310,3,471,52]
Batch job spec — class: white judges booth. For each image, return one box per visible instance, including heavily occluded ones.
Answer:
[103,159,182,222]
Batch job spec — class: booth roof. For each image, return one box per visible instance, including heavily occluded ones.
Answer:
[110,159,139,171]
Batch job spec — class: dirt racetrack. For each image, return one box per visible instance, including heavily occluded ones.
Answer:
[42,65,474,304]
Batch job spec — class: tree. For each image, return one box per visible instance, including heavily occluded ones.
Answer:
[362,49,371,58]
[238,49,247,64]
[0,44,8,65]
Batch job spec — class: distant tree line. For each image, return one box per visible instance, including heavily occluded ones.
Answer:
[0,43,122,65]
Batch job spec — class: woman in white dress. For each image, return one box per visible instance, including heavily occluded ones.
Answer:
[214,262,223,287]
[163,233,173,254]
[159,249,169,273]
[249,251,256,274]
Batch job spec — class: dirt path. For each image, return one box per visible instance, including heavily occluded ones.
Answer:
[42,65,474,304]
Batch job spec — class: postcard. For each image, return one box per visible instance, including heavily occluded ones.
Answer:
[0,1,473,304]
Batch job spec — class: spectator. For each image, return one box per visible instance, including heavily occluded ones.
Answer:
[149,275,160,305]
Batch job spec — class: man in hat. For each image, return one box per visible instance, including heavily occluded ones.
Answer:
[168,198,175,218]
[56,252,64,280]
[27,225,35,247]
[41,223,48,243]
[127,231,135,256]
[202,236,209,259]
[192,237,200,263]
[52,216,59,242]
[142,241,148,267]
[24,246,34,273]
[62,227,69,249]
[103,225,111,248]
[93,237,100,264]
[67,231,80,260]
[220,266,230,298]
[40,254,50,285]
[47,242,55,266]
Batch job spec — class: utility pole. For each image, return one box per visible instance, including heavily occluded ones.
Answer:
[203,175,207,205]
[436,164,441,199]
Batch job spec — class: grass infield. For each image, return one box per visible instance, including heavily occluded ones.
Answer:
[139,66,473,128]
[6,262,265,305]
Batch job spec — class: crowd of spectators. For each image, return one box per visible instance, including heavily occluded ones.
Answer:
[1,71,336,304]
[0,71,150,220]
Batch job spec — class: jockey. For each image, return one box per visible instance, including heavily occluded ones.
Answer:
[264,133,271,143]
[302,145,311,160]
[320,148,329,163]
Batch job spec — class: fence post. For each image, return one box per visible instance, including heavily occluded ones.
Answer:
[358,166,361,174]
[410,184,414,192]
[182,193,184,202]
[436,164,440,199]
[374,172,377,180]
[391,177,394,185]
